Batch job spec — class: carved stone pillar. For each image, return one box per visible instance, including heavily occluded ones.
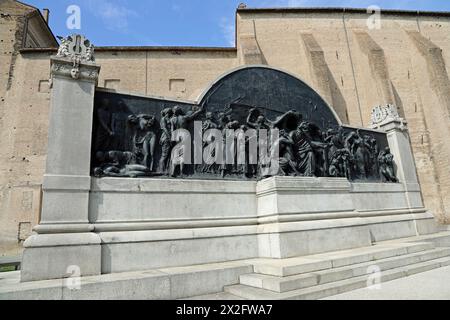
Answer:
[21,35,102,282]
[370,105,423,209]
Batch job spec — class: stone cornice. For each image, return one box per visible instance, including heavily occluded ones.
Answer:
[372,119,409,133]
[50,56,100,82]
[237,7,450,18]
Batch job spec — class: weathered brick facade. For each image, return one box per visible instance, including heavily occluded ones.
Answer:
[1,1,449,256]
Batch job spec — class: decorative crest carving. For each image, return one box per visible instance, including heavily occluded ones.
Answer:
[370,104,401,126]
[56,34,95,79]
[57,34,95,62]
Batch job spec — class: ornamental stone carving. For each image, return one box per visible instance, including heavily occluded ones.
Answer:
[370,104,407,127]
[370,104,407,131]
[370,104,398,125]
[56,34,95,62]
[54,34,96,80]
[50,59,100,81]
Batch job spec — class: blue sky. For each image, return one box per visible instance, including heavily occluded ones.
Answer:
[24,0,450,47]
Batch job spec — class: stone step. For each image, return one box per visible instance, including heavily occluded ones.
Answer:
[225,256,450,300]
[0,261,253,300]
[240,247,450,293]
[184,292,244,300]
[252,242,435,277]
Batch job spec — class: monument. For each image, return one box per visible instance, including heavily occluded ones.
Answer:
[3,34,448,300]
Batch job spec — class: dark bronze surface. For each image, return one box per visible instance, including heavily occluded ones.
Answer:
[92,67,396,182]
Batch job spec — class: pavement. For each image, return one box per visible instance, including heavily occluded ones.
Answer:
[324,265,450,300]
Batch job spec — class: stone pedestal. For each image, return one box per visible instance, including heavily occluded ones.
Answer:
[370,108,424,210]
[21,41,102,282]
[370,105,440,234]
[255,176,435,259]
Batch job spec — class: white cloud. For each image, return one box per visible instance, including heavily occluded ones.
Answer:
[86,0,138,32]
[171,4,182,12]
[220,17,235,46]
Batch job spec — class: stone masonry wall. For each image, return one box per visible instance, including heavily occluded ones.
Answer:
[0,0,43,256]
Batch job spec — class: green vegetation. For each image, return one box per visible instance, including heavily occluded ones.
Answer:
[0,266,16,273]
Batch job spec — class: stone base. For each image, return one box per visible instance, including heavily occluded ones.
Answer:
[19,177,443,281]
[100,230,259,273]
[96,211,437,272]
[255,176,437,258]
[85,177,441,272]
[1,261,252,300]
[256,211,436,259]
[21,233,101,282]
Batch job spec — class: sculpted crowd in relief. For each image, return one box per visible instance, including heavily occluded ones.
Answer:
[93,99,398,183]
